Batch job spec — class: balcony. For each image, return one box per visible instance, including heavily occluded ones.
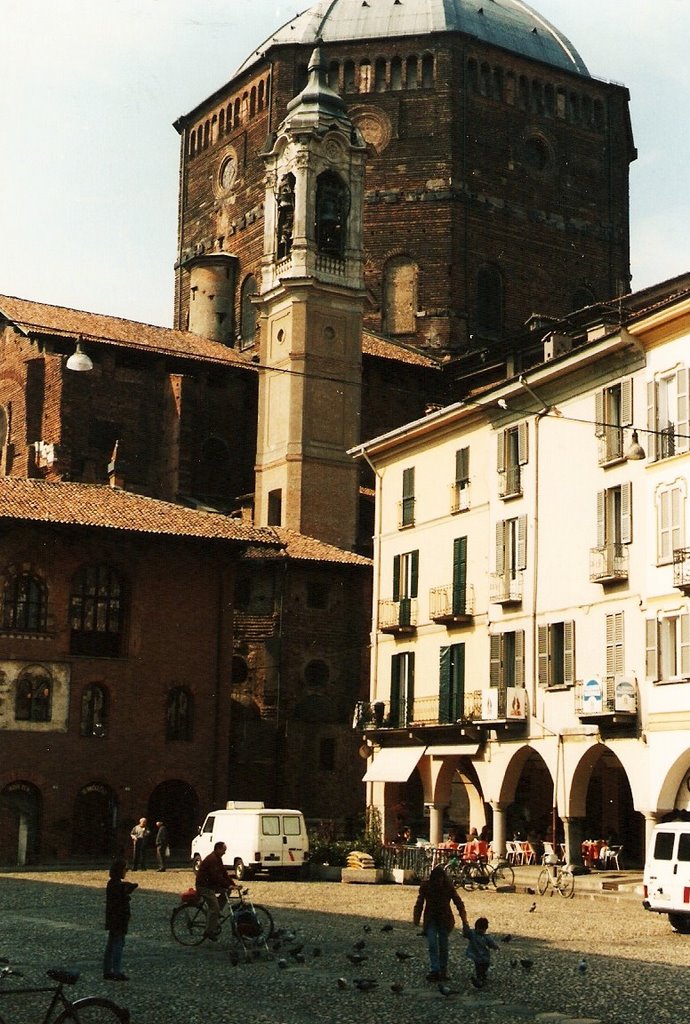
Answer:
[353,692,481,733]
[597,427,625,466]
[574,675,637,719]
[378,598,417,635]
[466,686,528,724]
[429,583,474,625]
[590,543,628,583]
[673,548,690,593]
[450,481,470,514]
[398,497,416,529]
[499,465,522,499]
[490,571,523,605]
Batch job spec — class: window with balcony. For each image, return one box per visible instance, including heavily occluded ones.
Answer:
[646,609,690,682]
[489,630,525,688]
[429,537,473,623]
[439,643,465,723]
[498,423,527,498]
[647,367,690,462]
[657,481,686,566]
[387,549,418,630]
[399,466,415,527]
[595,379,632,464]
[538,621,575,687]
[591,483,632,581]
[491,516,527,603]
[451,447,470,512]
[390,651,415,727]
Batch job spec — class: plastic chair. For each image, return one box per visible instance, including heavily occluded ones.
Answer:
[541,841,558,864]
[604,845,622,869]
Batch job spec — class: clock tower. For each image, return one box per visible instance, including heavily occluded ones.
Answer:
[254,49,366,550]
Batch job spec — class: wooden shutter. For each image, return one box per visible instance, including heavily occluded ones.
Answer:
[392,554,401,601]
[677,367,690,454]
[453,643,466,711]
[620,378,633,426]
[489,634,502,687]
[596,490,606,548]
[495,521,505,574]
[406,653,415,723]
[517,515,528,570]
[402,467,415,499]
[681,611,690,678]
[518,421,529,465]
[497,430,506,474]
[659,491,672,564]
[606,612,625,677]
[620,482,632,544]
[439,646,450,723]
[390,654,402,724]
[410,550,419,598]
[537,624,549,686]
[456,447,469,484]
[515,630,525,687]
[452,536,467,614]
[563,620,576,686]
[595,390,605,437]
[672,488,683,554]
[645,618,659,681]
[647,380,657,462]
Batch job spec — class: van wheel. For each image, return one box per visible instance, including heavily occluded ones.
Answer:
[234,859,254,881]
[192,854,201,875]
[668,913,690,934]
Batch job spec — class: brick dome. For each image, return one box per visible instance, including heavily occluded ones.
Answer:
[238,0,589,77]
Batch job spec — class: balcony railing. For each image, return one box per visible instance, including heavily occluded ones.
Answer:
[574,676,638,717]
[398,497,416,528]
[378,598,418,634]
[673,548,690,593]
[490,571,523,605]
[450,481,471,514]
[499,465,522,499]
[590,543,628,583]
[597,427,624,465]
[429,583,474,623]
[657,422,676,461]
[353,687,527,731]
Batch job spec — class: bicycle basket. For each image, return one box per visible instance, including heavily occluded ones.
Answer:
[234,908,262,938]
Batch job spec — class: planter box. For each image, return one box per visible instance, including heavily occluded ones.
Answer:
[341,868,385,885]
[309,864,343,882]
[384,867,417,885]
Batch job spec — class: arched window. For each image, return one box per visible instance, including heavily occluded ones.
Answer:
[70,564,126,658]
[250,87,256,117]
[15,665,52,722]
[304,659,330,689]
[406,56,418,89]
[421,54,434,88]
[328,61,340,90]
[167,687,193,741]
[344,60,355,92]
[3,572,47,632]
[240,275,258,349]
[203,121,210,149]
[493,67,503,101]
[219,109,225,135]
[382,256,418,335]
[315,171,348,258]
[233,98,241,126]
[374,58,387,92]
[80,684,108,737]
[476,265,504,337]
[391,57,402,90]
[480,63,491,97]
[544,84,555,117]
[359,60,372,92]
[189,130,196,158]
[258,80,265,110]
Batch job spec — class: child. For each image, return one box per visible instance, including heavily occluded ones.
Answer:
[413,865,466,982]
[460,909,499,988]
[103,858,138,981]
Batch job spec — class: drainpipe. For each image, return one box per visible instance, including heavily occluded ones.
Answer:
[360,448,384,814]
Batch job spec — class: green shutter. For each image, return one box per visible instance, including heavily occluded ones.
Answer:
[406,653,415,724]
[390,654,402,725]
[452,537,467,614]
[439,646,451,723]
[452,643,466,720]
[410,550,419,598]
[392,555,401,601]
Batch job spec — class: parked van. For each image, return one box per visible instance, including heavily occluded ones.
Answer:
[190,801,309,880]
[642,821,690,932]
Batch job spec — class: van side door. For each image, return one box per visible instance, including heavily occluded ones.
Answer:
[260,814,284,867]
[282,814,305,867]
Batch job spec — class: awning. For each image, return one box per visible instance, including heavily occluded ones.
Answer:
[362,746,427,783]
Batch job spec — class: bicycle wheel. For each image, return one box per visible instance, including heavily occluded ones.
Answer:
[537,867,551,896]
[251,903,275,938]
[171,902,208,945]
[557,869,575,899]
[55,996,130,1023]
[461,864,478,891]
[491,862,514,889]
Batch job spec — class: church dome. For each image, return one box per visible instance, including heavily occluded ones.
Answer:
[237,0,589,77]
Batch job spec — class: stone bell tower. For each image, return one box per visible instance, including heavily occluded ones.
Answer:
[254,48,366,550]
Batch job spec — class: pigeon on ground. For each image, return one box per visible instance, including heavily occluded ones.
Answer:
[526,887,536,895]
[336,978,348,989]
[277,958,288,969]
[363,924,372,933]
[353,939,366,950]
[353,978,378,991]
[520,958,533,972]
[395,950,413,961]
[390,982,404,993]
[528,902,537,912]
[502,934,512,943]
[577,958,587,974]
[438,983,456,996]
[510,957,518,968]
[347,952,367,965]
[381,924,394,932]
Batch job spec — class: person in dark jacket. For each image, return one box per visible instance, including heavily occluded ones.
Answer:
[155,821,169,872]
[195,841,238,939]
[413,864,466,981]
[103,858,138,981]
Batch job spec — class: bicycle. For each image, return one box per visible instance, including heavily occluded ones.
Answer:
[170,886,274,948]
[446,856,515,891]
[538,857,575,898]
[0,963,129,1023]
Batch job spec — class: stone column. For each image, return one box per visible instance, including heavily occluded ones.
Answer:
[644,812,659,857]
[562,816,587,873]
[427,804,446,846]
[490,802,506,858]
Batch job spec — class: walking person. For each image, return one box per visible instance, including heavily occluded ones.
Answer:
[195,841,238,940]
[413,864,466,982]
[103,858,138,981]
[130,817,150,871]
[155,820,169,872]
[460,907,499,988]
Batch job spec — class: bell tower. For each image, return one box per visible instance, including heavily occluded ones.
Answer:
[254,49,366,550]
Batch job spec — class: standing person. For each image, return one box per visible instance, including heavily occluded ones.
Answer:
[413,864,466,982]
[103,858,138,981]
[155,820,169,872]
[460,908,499,989]
[130,817,150,871]
[195,841,238,940]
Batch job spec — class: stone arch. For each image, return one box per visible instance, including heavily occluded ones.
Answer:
[148,779,200,852]
[72,782,117,857]
[568,743,643,865]
[0,780,42,865]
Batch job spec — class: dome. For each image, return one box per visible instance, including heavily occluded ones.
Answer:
[237,0,589,78]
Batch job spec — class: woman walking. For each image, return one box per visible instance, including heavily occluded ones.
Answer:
[413,864,466,982]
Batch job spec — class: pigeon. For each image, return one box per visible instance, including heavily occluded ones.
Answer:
[336,978,348,990]
[526,887,536,895]
[520,958,533,972]
[395,950,413,961]
[353,939,366,951]
[312,947,322,958]
[528,902,537,913]
[510,957,518,968]
[502,934,512,943]
[293,953,305,964]
[363,924,372,933]
[353,978,378,991]
[438,983,454,996]
[347,952,367,966]
[277,958,288,969]
[390,982,404,993]
[381,924,394,933]
[577,958,587,974]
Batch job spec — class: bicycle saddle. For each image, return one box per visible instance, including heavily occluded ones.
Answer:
[47,969,79,985]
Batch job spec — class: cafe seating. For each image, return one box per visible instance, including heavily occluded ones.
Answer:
[541,840,560,864]
[505,839,523,865]
[601,844,623,869]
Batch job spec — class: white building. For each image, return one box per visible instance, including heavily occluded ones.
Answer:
[353,275,690,868]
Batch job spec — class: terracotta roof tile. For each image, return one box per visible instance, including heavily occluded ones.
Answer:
[257,528,372,566]
[362,329,440,368]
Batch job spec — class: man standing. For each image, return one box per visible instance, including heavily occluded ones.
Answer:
[155,821,169,872]
[195,841,237,940]
[130,817,150,871]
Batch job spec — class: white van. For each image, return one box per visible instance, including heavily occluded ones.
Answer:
[643,821,690,932]
[190,801,309,880]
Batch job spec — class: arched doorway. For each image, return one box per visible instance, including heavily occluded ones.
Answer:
[384,769,425,843]
[571,745,643,866]
[148,780,199,854]
[0,781,42,865]
[72,783,117,857]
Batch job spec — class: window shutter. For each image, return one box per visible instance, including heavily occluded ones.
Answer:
[456,447,469,484]
[497,431,506,474]
[620,379,633,426]
[515,630,525,687]
[605,613,617,677]
[402,467,415,499]
[439,646,451,723]
[672,487,684,554]
[620,482,632,544]
[407,653,415,721]
[563,620,576,686]
[659,491,672,564]
[681,611,690,678]
[517,515,528,570]
[392,555,401,601]
[613,612,625,675]
[645,618,659,681]
[452,537,467,614]
[495,521,505,574]
[596,490,606,548]
[454,643,466,707]
[410,550,419,598]
[537,624,549,686]
[677,367,690,454]
[647,380,657,462]
[489,634,502,687]
[518,421,529,465]
[390,654,402,723]
[595,390,605,437]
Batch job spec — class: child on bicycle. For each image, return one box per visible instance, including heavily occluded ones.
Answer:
[459,908,499,989]
[413,864,466,982]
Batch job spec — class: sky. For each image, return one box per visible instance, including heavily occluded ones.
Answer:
[2,0,689,328]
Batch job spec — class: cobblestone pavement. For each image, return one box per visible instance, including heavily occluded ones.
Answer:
[1,867,688,1024]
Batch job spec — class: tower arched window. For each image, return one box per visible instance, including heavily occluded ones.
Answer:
[15,665,52,722]
[219,109,225,135]
[406,56,418,89]
[391,57,402,90]
[382,256,418,336]
[359,60,372,92]
[315,171,349,259]
[328,61,341,90]
[240,275,258,349]
[374,58,387,91]
[167,687,193,741]
[189,130,196,158]
[250,87,256,117]
[476,265,504,337]
[276,173,295,261]
[344,60,355,92]
[3,571,47,632]
[258,80,265,110]
[421,54,434,88]
[80,684,108,737]
[70,564,126,658]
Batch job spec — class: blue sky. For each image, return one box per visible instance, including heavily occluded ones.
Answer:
[2,0,688,327]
